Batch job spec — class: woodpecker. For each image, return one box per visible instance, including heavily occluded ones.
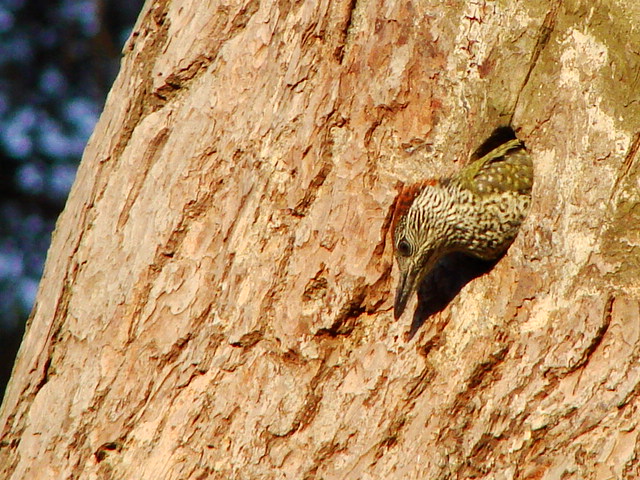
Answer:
[391,127,533,320]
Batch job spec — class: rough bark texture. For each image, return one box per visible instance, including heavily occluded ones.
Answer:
[2,0,640,479]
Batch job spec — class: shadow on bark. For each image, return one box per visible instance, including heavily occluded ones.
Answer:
[408,253,501,340]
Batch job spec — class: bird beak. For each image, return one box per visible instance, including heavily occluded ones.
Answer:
[394,269,417,320]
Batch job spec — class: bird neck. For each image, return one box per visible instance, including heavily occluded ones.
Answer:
[443,181,526,259]
[399,179,526,261]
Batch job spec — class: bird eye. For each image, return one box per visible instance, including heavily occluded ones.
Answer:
[397,238,412,257]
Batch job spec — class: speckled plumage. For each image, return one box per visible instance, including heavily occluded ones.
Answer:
[392,130,533,319]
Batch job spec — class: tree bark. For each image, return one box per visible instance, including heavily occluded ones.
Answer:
[2,0,640,478]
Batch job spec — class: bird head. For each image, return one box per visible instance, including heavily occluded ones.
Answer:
[391,181,448,319]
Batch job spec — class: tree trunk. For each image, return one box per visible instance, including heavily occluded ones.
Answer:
[2,1,640,478]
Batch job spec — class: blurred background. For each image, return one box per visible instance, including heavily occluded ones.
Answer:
[0,0,145,398]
